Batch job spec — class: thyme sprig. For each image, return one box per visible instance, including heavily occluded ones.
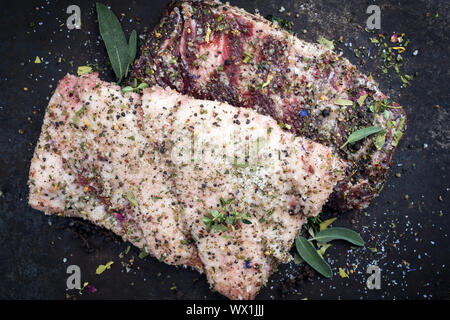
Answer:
[202,197,252,233]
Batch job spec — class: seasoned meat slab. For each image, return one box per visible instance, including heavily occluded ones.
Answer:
[141,86,345,299]
[28,73,201,269]
[131,0,407,211]
[29,74,345,299]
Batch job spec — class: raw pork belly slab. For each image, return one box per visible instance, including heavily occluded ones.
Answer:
[131,0,407,212]
[141,86,345,299]
[28,73,201,269]
[29,73,345,299]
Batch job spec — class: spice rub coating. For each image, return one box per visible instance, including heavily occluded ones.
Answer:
[28,73,201,269]
[141,86,346,299]
[131,0,407,211]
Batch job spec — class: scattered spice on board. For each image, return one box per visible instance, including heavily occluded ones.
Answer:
[367,30,415,88]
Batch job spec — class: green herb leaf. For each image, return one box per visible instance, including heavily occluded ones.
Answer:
[128,30,137,65]
[138,249,149,259]
[125,191,139,207]
[334,98,354,106]
[77,66,92,76]
[75,105,86,118]
[312,227,365,246]
[265,15,292,31]
[293,252,304,265]
[357,94,368,107]
[392,117,406,147]
[96,3,131,83]
[373,131,386,150]
[96,261,114,274]
[341,126,385,149]
[317,243,332,257]
[317,36,335,50]
[121,86,134,93]
[319,217,337,231]
[137,83,148,90]
[295,236,332,278]
[338,267,349,278]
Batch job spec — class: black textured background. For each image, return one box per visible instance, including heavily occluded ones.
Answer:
[0,0,448,300]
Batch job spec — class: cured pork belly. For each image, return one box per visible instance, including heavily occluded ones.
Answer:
[28,73,201,269]
[131,0,407,212]
[29,73,345,299]
[141,86,345,299]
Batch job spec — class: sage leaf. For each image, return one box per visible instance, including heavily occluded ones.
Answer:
[341,126,385,149]
[128,30,137,64]
[295,236,332,278]
[125,30,137,77]
[96,3,129,83]
[313,227,365,246]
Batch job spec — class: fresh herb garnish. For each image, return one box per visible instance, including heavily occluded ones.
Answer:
[202,197,252,233]
[309,227,365,246]
[122,80,149,93]
[295,236,332,278]
[96,3,137,83]
[265,14,293,32]
[295,225,364,278]
[340,126,385,149]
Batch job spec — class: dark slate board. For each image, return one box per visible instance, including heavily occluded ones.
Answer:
[0,0,448,299]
